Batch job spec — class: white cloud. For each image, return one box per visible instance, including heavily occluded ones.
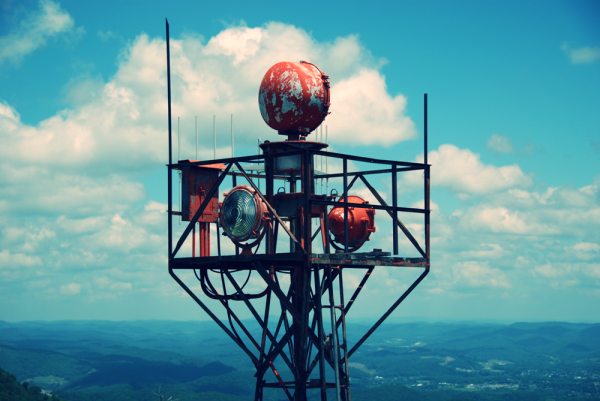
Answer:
[534,262,567,278]
[110,281,132,291]
[0,250,42,269]
[451,261,512,289]
[584,263,600,279]
[403,144,533,196]
[0,163,146,216]
[459,205,560,235]
[0,23,414,176]
[561,42,600,64]
[325,70,416,146]
[487,133,516,154]
[570,242,600,261]
[0,22,418,311]
[60,282,81,295]
[459,243,508,260]
[456,178,600,237]
[0,0,76,65]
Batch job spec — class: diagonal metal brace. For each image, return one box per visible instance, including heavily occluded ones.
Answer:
[359,174,426,257]
[169,268,258,365]
[234,162,305,254]
[253,261,322,348]
[172,162,233,258]
[348,267,429,358]
[223,269,295,373]
[253,262,300,320]
[255,325,295,377]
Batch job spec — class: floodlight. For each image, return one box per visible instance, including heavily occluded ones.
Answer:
[220,185,267,242]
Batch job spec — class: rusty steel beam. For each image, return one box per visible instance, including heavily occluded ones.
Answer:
[311,199,426,214]
[313,150,425,168]
[358,175,426,257]
[314,166,421,179]
[223,269,295,373]
[168,269,258,365]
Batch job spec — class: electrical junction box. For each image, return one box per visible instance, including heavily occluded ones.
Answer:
[179,161,225,222]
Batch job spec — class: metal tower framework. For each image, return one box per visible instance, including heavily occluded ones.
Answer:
[165,20,431,401]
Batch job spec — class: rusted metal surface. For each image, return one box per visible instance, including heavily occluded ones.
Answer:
[170,253,426,269]
[180,161,225,222]
[259,61,330,136]
[328,195,376,251]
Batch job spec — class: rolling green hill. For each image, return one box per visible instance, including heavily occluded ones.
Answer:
[1,320,597,400]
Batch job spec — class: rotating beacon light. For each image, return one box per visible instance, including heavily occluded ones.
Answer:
[328,195,376,252]
[219,185,268,249]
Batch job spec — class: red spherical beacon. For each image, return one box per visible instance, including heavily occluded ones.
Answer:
[328,196,376,251]
[258,61,330,136]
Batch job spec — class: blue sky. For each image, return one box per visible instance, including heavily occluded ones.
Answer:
[0,0,599,323]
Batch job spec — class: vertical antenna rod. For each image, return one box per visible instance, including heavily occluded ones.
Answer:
[195,116,198,160]
[178,116,181,225]
[424,93,430,262]
[231,114,234,157]
[424,94,428,167]
[213,115,216,159]
[166,19,172,260]
[326,125,329,196]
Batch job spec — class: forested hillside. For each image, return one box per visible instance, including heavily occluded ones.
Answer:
[0,367,64,401]
[1,320,597,400]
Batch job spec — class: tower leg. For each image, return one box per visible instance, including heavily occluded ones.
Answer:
[314,265,328,401]
[254,376,264,401]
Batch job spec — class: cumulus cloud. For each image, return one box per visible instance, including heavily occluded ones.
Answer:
[451,261,512,289]
[403,144,533,196]
[569,242,600,261]
[1,21,416,313]
[561,42,600,65]
[487,133,516,154]
[0,250,42,269]
[457,181,600,237]
[0,23,415,175]
[0,0,76,66]
[459,205,560,235]
[60,282,81,295]
[325,70,416,146]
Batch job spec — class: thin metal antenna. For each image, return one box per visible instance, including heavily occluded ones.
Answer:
[231,114,234,157]
[424,93,430,261]
[166,18,172,260]
[258,138,261,191]
[320,125,323,195]
[213,115,216,160]
[178,116,181,225]
[326,125,329,196]
[195,116,198,160]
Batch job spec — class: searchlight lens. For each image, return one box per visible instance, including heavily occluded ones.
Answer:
[222,189,258,240]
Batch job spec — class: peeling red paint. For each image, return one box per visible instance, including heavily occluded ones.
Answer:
[258,61,330,135]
